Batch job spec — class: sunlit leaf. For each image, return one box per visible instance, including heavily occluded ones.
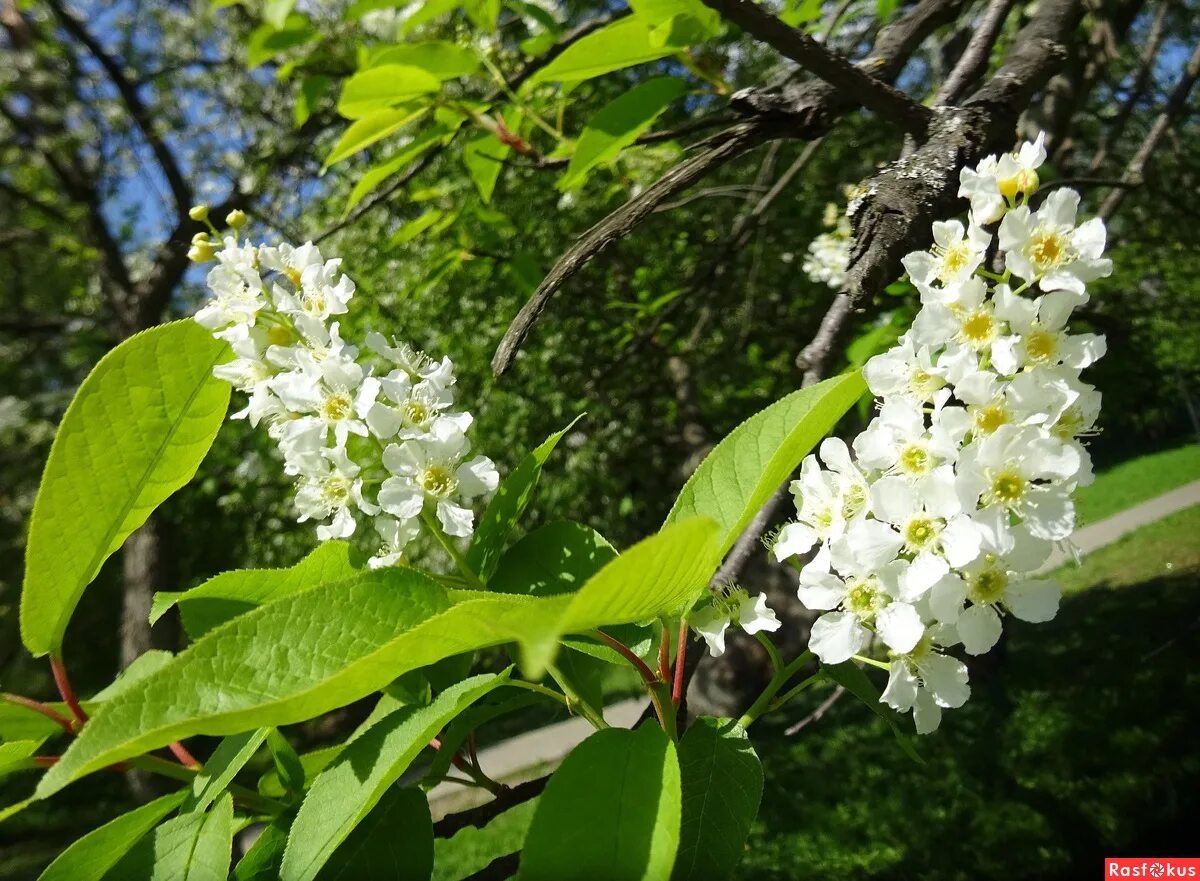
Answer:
[20,321,230,657]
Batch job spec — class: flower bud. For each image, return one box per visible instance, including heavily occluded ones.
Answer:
[191,231,211,245]
[188,240,217,263]
[226,209,247,229]
[188,204,209,222]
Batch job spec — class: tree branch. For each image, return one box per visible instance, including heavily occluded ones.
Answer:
[46,0,193,216]
[432,775,548,839]
[491,121,781,375]
[1098,40,1200,221]
[491,0,968,377]
[697,0,931,133]
[1086,0,1173,173]
[933,0,1017,105]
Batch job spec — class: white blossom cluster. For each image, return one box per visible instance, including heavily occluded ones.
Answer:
[802,197,854,290]
[773,133,1111,733]
[191,223,498,568]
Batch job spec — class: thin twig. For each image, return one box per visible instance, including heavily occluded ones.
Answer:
[1098,40,1200,222]
[0,693,76,736]
[784,684,846,735]
[50,655,87,728]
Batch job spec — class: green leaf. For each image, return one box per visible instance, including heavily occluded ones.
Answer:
[518,725,681,880]
[38,521,716,799]
[463,134,509,203]
[20,320,231,658]
[391,209,446,245]
[280,673,504,881]
[267,728,306,793]
[400,0,461,34]
[316,787,432,880]
[664,371,866,558]
[629,0,722,34]
[324,106,429,169]
[342,127,452,217]
[247,20,316,68]
[526,17,684,85]
[464,0,501,30]
[295,75,332,127]
[0,740,39,778]
[264,0,296,29]
[233,814,291,881]
[182,729,268,813]
[468,416,583,583]
[488,521,616,596]
[822,662,923,764]
[845,309,910,368]
[876,0,899,23]
[92,651,175,703]
[103,793,234,881]
[336,65,442,118]
[671,718,762,880]
[151,541,361,638]
[365,41,480,79]
[559,77,684,191]
[779,0,822,26]
[37,791,187,881]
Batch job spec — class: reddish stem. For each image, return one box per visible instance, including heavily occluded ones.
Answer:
[657,623,671,683]
[672,622,689,705]
[33,755,60,767]
[50,655,88,727]
[168,741,202,770]
[2,693,76,736]
[594,630,659,686]
[430,736,474,774]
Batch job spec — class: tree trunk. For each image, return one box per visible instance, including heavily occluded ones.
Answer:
[120,515,175,668]
[121,515,176,801]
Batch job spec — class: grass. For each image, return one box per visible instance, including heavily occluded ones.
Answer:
[1074,443,1200,526]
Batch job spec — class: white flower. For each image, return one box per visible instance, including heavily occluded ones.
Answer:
[690,589,781,658]
[909,277,1002,352]
[800,541,907,664]
[367,332,456,392]
[863,338,949,404]
[773,439,869,561]
[379,424,499,537]
[196,257,267,331]
[368,515,422,569]
[293,450,379,541]
[902,220,990,300]
[991,289,1107,374]
[998,189,1112,293]
[869,468,982,598]
[929,522,1059,654]
[958,133,1046,224]
[957,424,1081,541]
[881,643,971,734]
[853,395,967,478]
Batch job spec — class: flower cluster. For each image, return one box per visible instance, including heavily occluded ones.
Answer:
[802,192,857,290]
[190,216,498,568]
[775,133,1110,733]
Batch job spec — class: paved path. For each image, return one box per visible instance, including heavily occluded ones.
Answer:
[1036,479,1200,573]
[431,481,1200,813]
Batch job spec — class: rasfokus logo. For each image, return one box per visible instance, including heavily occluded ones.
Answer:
[1106,859,1200,878]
